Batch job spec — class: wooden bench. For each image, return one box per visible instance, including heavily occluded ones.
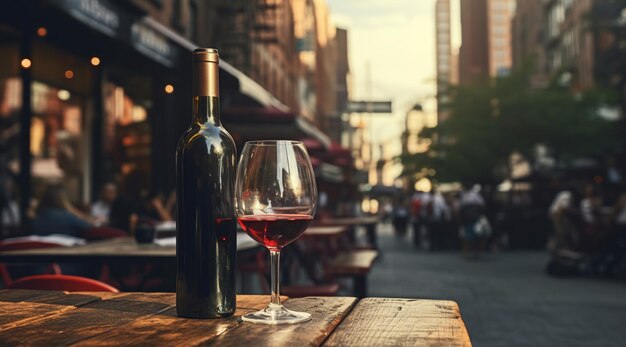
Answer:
[326,249,379,298]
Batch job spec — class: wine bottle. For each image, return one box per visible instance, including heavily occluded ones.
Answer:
[176,48,237,318]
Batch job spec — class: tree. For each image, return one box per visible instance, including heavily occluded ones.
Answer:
[402,68,622,185]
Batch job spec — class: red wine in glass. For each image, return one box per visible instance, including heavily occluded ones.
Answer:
[235,140,316,324]
[238,214,312,250]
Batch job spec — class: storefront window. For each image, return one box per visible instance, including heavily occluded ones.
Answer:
[0,35,22,235]
[103,73,152,196]
[29,41,93,207]
[30,81,86,205]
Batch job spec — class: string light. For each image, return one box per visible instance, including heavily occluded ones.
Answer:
[20,58,32,69]
[90,57,101,66]
[36,27,47,37]
[164,84,174,94]
[64,70,74,79]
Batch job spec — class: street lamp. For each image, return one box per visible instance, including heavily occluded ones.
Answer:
[402,103,422,156]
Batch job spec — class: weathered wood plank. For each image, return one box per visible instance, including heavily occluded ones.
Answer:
[70,295,272,347]
[207,297,358,347]
[0,292,171,345]
[323,298,472,347]
[0,290,124,331]
[0,289,59,303]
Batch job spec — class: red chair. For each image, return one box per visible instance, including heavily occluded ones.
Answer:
[7,274,119,292]
[0,240,63,286]
[83,227,127,241]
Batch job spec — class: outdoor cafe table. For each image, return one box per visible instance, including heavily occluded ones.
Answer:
[319,216,380,249]
[0,227,352,264]
[0,233,259,264]
[0,289,472,346]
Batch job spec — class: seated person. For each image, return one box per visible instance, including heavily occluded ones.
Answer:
[91,182,117,226]
[31,184,92,237]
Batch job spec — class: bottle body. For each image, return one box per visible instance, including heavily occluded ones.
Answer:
[176,49,236,318]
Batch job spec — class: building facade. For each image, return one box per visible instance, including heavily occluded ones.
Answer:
[544,0,595,90]
[435,0,452,122]
[487,0,515,77]
[459,0,489,85]
[513,0,625,99]
[0,0,324,235]
[511,0,546,84]
[211,0,301,112]
[0,0,199,225]
[459,0,516,85]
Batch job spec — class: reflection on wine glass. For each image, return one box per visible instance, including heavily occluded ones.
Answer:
[235,140,317,324]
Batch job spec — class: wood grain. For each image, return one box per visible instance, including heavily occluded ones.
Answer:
[323,298,472,347]
[208,296,357,347]
[0,290,126,332]
[0,292,168,345]
[70,295,275,346]
[0,291,472,347]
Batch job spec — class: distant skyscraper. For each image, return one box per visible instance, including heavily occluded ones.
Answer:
[459,0,489,85]
[435,0,452,121]
[511,0,546,86]
[487,0,516,77]
[458,0,515,84]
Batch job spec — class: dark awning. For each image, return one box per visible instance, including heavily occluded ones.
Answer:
[222,107,331,149]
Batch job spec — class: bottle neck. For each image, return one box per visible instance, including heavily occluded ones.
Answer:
[193,96,220,126]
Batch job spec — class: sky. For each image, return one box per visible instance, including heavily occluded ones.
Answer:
[326,0,460,185]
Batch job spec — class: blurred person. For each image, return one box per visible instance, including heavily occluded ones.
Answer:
[601,190,626,275]
[91,182,117,226]
[0,174,19,234]
[425,189,451,250]
[109,169,144,233]
[443,192,462,249]
[613,190,626,241]
[138,192,173,222]
[410,191,424,247]
[548,189,577,251]
[381,199,393,224]
[165,190,177,219]
[459,185,485,259]
[109,169,172,232]
[580,184,603,253]
[392,197,409,237]
[31,184,92,237]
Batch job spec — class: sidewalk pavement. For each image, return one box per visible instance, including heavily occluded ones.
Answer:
[368,223,626,347]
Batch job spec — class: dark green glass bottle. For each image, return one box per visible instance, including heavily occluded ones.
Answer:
[176,48,236,318]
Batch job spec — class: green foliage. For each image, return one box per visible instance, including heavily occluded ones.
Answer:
[402,68,622,185]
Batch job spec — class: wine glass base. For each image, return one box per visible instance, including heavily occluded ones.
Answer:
[242,304,311,324]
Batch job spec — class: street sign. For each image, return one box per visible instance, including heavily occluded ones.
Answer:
[346,101,392,113]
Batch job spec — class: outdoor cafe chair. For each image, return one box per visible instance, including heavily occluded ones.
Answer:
[7,274,119,292]
[0,240,63,286]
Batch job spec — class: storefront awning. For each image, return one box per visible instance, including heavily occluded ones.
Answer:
[222,107,331,149]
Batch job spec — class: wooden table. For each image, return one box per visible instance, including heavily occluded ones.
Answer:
[303,225,348,238]
[320,217,380,249]
[0,289,472,346]
[0,233,260,264]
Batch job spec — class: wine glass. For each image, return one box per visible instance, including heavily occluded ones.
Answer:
[235,140,317,324]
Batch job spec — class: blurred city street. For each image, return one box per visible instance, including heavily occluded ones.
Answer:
[369,223,626,347]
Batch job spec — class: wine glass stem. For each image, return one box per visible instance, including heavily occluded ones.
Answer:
[269,250,281,307]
